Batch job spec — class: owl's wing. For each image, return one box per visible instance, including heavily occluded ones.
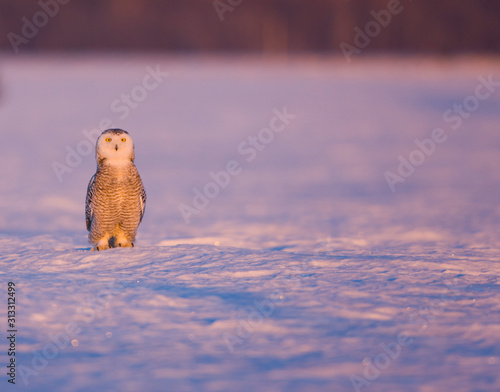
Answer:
[85,174,97,231]
[139,184,147,223]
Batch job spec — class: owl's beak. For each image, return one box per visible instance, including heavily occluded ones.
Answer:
[115,144,118,151]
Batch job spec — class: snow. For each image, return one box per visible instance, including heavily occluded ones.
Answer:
[1,54,500,391]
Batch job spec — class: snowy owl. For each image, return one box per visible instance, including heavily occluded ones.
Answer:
[85,129,146,251]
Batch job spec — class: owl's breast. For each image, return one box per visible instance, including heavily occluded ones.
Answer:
[95,165,142,201]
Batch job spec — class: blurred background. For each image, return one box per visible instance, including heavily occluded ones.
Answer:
[1,0,500,54]
[0,0,499,252]
[1,4,500,391]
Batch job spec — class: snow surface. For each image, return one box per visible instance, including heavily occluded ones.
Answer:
[0,54,500,391]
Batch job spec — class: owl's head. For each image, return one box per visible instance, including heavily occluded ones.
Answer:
[96,129,135,164]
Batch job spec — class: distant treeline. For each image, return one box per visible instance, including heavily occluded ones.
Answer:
[0,0,499,54]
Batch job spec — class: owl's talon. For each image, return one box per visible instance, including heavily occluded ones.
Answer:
[93,238,110,251]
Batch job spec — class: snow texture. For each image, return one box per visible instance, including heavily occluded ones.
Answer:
[1,54,500,392]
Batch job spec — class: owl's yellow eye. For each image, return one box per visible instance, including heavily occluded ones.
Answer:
[105,138,112,142]
[121,138,126,142]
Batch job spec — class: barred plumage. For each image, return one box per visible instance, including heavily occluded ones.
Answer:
[85,129,146,250]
